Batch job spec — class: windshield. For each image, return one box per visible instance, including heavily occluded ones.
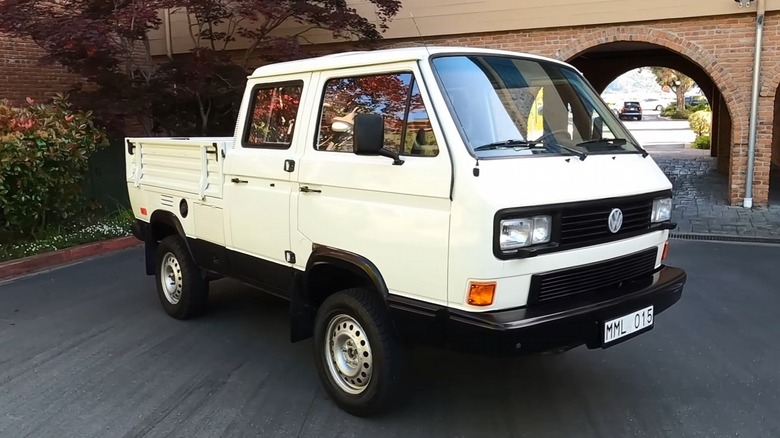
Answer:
[430,54,643,159]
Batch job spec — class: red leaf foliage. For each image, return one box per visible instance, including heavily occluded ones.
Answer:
[0,0,401,136]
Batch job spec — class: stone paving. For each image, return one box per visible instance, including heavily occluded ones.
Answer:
[647,145,780,239]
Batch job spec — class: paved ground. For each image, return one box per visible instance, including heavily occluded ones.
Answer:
[624,115,780,238]
[623,113,697,146]
[1,244,779,437]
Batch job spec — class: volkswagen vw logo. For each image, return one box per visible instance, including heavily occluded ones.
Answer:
[607,208,623,234]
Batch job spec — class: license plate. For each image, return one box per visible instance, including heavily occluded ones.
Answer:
[603,305,654,345]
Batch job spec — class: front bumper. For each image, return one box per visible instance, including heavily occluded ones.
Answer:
[393,265,686,356]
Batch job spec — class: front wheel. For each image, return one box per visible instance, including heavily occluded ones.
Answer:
[313,288,403,417]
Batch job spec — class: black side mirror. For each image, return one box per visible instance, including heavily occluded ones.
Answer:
[353,113,404,165]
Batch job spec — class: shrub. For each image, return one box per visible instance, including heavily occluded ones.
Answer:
[689,103,711,112]
[0,94,109,238]
[689,110,712,136]
[668,109,692,120]
[661,104,690,119]
[692,135,711,149]
[661,103,677,116]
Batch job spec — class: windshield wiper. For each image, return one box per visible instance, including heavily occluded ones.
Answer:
[473,139,587,161]
[556,144,587,161]
[576,138,649,157]
[473,139,543,151]
[577,138,627,147]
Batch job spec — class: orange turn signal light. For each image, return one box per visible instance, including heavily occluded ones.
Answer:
[467,281,496,306]
[662,241,669,260]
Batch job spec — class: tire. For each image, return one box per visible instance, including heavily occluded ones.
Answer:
[656,105,663,112]
[155,235,209,319]
[637,115,642,121]
[313,288,403,417]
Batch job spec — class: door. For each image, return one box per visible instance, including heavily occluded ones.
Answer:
[223,75,310,295]
[293,64,453,305]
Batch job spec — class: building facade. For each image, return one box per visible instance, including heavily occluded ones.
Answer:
[3,0,780,206]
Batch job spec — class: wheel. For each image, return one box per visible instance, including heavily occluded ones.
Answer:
[655,105,663,112]
[637,115,642,121]
[155,235,209,319]
[313,288,403,417]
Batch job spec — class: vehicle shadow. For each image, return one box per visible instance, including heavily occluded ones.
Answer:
[203,278,647,435]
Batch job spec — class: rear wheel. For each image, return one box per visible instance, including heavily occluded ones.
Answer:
[155,235,209,319]
[313,288,403,417]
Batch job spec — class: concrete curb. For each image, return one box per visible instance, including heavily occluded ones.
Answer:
[0,236,142,281]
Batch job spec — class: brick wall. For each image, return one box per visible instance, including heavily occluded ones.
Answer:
[0,36,80,104]
[358,14,777,206]
[5,12,779,204]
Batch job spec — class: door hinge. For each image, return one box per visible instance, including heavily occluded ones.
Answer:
[284,159,295,172]
[126,139,135,155]
[285,250,296,264]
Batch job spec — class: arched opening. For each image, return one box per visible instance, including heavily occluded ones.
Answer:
[567,42,732,177]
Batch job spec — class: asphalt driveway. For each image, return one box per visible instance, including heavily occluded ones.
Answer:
[1,241,779,437]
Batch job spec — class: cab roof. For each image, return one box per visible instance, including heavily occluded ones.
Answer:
[248,46,577,79]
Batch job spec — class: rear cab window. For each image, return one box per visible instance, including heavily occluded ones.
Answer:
[242,81,304,149]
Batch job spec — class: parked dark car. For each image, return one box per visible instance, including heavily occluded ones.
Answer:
[618,101,642,121]
[685,95,708,106]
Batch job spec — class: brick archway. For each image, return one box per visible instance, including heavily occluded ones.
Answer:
[554,27,745,140]
[762,64,780,98]
[553,26,749,205]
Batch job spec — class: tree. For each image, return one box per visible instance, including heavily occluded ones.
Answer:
[649,67,695,111]
[0,0,402,136]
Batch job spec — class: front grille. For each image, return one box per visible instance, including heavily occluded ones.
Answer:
[528,248,658,305]
[559,198,652,247]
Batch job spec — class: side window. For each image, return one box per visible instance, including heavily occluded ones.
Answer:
[403,82,439,156]
[244,82,303,149]
[316,72,438,156]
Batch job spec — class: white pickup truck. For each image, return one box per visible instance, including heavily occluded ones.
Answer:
[125,46,686,416]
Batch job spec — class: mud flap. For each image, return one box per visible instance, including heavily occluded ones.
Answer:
[290,272,316,343]
[144,230,157,276]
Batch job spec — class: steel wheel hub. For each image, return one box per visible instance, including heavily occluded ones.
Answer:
[161,252,183,305]
[325,314,373,394]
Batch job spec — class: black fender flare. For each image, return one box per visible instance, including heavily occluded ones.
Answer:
[144,210,192,275]
[304,245,389,300]
[149,210,187,239]
[289,245,389,343]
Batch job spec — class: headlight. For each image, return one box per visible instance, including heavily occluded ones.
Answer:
[652,197,672,223]
[499,215,551,250]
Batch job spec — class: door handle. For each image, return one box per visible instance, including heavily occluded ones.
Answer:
[231,178,248,184]
[299,186,321,193]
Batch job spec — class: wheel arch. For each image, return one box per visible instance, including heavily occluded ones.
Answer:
[142,210,192,275]
[149,210,187,241]
[290,245,390,343]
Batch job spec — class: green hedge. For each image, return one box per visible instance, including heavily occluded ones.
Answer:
[0,94,109,239]
[692,135,711,149]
